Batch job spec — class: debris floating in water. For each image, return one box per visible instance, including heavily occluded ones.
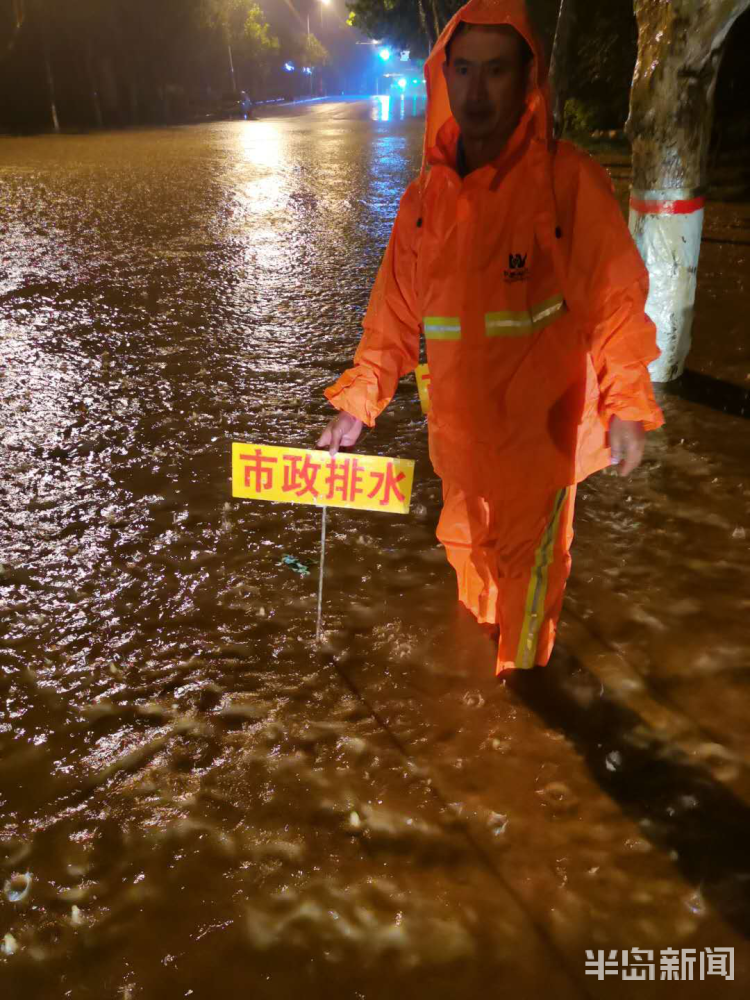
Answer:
[605,750,623,772]
[487,811,509,836]
[4,872,32,903]
[1,934,18,956]
[280,555,311,577]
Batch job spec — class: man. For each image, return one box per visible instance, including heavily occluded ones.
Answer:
[318,0,663,675]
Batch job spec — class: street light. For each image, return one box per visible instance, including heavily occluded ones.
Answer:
[379,48,391,61]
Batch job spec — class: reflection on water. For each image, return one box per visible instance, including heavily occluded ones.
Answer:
[373,95,391,122]
[0,101,749,995]
[236,122,286,216]
[238,121,283,170]
[372,95,426,122]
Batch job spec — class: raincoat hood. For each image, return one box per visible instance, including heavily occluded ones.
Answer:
[422,0,552,172]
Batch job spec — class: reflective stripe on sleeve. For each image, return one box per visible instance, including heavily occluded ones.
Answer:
[424,316,461,340]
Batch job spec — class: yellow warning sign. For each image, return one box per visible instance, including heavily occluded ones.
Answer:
[232,444,415,515]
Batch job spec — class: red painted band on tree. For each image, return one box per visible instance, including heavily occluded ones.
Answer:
[629,195,706,216]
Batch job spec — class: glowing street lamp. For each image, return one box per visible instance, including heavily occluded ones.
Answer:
[379,48,391,61]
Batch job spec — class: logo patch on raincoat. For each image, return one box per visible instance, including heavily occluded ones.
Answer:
[505,252,530,283]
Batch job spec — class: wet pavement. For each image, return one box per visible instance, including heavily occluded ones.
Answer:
[1,98,749,997]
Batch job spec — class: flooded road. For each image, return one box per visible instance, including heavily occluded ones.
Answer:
[1,98,749,997]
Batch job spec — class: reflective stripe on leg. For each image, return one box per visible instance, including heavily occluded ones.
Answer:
[514,487,569,671]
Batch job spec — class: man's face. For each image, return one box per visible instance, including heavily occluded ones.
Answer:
[443,26,529,144]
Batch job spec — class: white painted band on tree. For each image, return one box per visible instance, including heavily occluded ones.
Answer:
[631,187,703,205]
[629,201,705,382]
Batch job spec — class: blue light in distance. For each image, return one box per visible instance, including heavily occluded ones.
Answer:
[379,48,391,61]
[398,78,407,89]
[284,62,295,72]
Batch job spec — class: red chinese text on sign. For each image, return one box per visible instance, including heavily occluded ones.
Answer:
[240,449,278,492]
[281,453,322,498]
[325,458,366,502]
[368,462,406,507]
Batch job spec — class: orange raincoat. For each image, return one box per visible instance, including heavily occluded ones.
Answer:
[325,0,664,673]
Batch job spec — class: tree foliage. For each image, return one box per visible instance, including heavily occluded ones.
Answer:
[243,3,280,64]
[0,0,314,129]
[346,0,462,55]
[346,0,560,55]
[299,32,330,69]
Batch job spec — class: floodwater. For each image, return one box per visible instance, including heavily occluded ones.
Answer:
[1,98,749,998]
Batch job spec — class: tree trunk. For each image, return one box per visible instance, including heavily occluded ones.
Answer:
[228,42,236,92]
[42,39,60,132]
[2,0,25,62]
[429,0,442,44]
[87,45,104,129]
[160,85,170,123]
[434,0,450,33]
[627,0,750,382]
[129,78,139,125]
[417,0,436,51]
[32,0,59,131]
[549,0,576,139]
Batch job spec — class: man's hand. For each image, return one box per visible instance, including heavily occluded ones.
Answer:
[609,415,646,477]
[317,411,364,457]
